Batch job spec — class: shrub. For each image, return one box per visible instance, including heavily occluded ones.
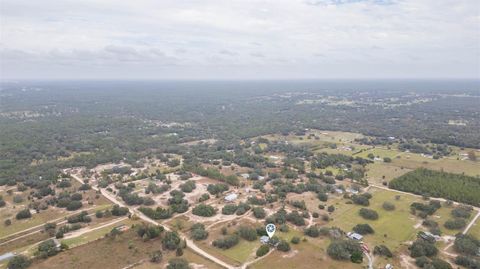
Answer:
[67,211,91,223]
[317,193,328,202]
[286,211,305,226]
[353,224,374,235]
[190,223,208,241]
[409,240,438,258]
[350,250,363,263]
[95,210,104,218]
[237,226,258,241]
[256,245,270,257]
[431,258,453,269]
[36,239,59,258]
[150,250,163,263]
[212,235,239,249]
[162,231,181,250]
[79,183,91,191]
[192,204,216,217]
[327,239,362,260]
[222,204,238,215]
[16,209,32,220]
[207,184,229,195]
[70,193,83,201]
[453,234,480,256]
[291,236,300,244]
[444,218,466,230]
[136,225,164,240]
[143,197,155,206]
[179,181,196,193]
[166,258,190,269]
[382,202,395,211]
[253,207,266,219]
[352,195,370,206]
[111,205,129,216]
[359,208,379,220]
[7,255,31,269]
[198,193,210,202]
[13,195,24,204]
[236,203,251,215]
[66,200,83,211]
[455,255,480,269]
[304,226,320,237]
[277,240,291,252]
[451,207,472,219]
[373,245,393,257]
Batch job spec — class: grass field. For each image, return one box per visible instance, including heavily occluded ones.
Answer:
[365,162,412,184]
[29,228,217,269]
[355,147,401,159]
[0,231,50,254]
[251,237,362,269]
[329,188,420,251]
[433,206,475,236]
[468,217,480,239]
[0,209,71,239]
[61,218,137,248]
[196,220,262,266]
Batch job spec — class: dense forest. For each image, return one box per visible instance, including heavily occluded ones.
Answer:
[0,80,479,184]
[389,168,480,206]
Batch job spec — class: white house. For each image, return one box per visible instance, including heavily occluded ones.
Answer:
[240,173,250,179]
[346,188,359,194]
[347,232,363,241]
[260,236,269,244]
[224,193,238,202]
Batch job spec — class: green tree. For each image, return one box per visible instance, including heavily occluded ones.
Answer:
[7,255,31,269]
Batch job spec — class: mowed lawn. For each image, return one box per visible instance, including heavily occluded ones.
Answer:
[392,153,480,177]
[0,209,70,238]
[61,218,137,248]
[468,217,480,239]
[222,239,260,263]
[432,206,475,236]
[355,147,400,159]
[365,162,412,184]
[328,188,419,251]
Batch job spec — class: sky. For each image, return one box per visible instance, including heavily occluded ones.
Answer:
[0,0,479,80]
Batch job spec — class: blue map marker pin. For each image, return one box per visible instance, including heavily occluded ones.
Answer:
[266,223,276,238]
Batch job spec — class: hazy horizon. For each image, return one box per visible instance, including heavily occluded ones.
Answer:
[1,0,479,80]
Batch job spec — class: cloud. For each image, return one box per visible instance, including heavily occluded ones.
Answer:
[0,0,478,79]
[305,0,396,6]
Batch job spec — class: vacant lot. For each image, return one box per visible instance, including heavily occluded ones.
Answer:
[468,217,480,239]
[251,237,362,269]
[365,162,412,184]
[30,227,218,269]
[329,188,419,251]
[196,219,262,266]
